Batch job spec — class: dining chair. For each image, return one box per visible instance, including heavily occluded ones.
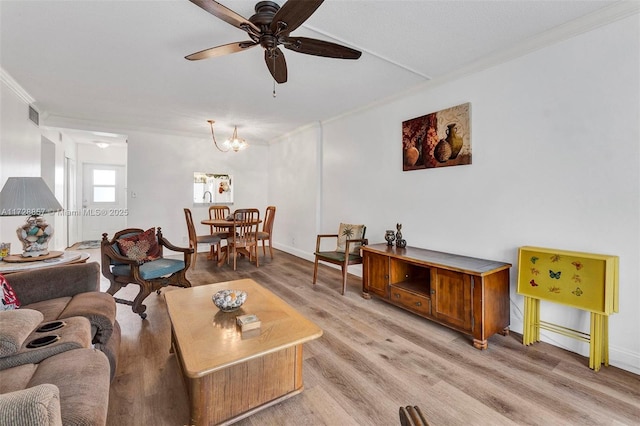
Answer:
[208,205,231,260]
[227,208,260,271]
[256,205,276,259]
[184,208,221,268]
[208,206,231,238]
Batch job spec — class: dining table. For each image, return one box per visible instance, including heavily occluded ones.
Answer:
[201,218,262,266]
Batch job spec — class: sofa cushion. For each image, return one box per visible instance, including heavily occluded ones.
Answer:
[0,363,37,394]
[0,309,43,357]
[1,273,21,311]
[116,227,161,263]
[21,298,71,323]
[58,292,116,344]
[0,317,92,371]
[0,383,62,426]
[28,348,110,426]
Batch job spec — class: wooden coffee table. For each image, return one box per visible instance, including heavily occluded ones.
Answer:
[164,278,322,425]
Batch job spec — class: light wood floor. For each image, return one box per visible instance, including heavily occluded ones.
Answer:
[86,247,640,426]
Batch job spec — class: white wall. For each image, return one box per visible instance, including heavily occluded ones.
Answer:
[125,129,269,246]
[269,14,640,373]
[0,78,44,251]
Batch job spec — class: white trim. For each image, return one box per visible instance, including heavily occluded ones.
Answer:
[0,68,34,105]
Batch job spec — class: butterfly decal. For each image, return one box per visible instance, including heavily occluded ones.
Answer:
[572,274,581,284]
[571,261,583,270]
[549,270,561,279]
[548,286,561,294]
[550,254,561,262]
[530,279,539,287]
[572,287,583,296]
[530,268,539,276]
[530,256,539,264]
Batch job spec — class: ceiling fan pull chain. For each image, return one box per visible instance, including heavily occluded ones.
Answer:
[272,54,277,98]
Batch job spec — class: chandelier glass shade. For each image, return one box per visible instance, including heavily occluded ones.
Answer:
[208,120,248,152]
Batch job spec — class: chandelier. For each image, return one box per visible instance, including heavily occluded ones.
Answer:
[208,120,248,152]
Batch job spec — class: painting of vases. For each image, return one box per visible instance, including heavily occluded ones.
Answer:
[402,102,471,171]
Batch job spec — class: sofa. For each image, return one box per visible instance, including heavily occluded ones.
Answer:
[0,262,120,426]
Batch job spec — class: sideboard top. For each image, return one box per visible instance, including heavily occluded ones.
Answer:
[362,243,511,275]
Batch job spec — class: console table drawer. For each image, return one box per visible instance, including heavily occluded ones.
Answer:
[389,286,431,316]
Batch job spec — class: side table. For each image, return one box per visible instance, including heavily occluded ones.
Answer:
[0,250,90,274]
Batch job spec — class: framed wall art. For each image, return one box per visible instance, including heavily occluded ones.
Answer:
[402,102,471,171]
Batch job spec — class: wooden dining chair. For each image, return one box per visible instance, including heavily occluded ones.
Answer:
[208,206,231,238]
[257,205,276,259]
[227,208,260,271]
[208,205,231,260]
[184,208,221,268]
[399,406,429,426]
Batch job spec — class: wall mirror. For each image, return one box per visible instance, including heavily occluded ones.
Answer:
[193,172,233,204]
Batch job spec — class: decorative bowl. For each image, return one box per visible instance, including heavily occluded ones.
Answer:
[212,289,247,312]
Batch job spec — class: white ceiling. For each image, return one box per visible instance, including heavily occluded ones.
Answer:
[0,0,626,146]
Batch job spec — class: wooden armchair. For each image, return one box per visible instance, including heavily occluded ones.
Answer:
[100,227,193,319]
[313,223,368,295]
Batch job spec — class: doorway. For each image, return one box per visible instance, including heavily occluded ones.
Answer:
[81,163,127,241]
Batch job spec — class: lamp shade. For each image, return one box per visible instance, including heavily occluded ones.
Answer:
[0,177,63,217]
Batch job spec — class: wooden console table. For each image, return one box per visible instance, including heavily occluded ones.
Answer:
[361,244,511,349]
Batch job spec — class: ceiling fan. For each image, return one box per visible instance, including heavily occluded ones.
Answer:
[185,0,362,84]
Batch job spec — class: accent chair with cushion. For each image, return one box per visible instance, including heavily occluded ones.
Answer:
[313,223,368,295]
[100,227,193,319]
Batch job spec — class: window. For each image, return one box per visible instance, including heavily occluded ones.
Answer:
[93,169,116,203]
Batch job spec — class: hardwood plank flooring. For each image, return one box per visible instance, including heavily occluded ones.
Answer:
[83,248,640,425]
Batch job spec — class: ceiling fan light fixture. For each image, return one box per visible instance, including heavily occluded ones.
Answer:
[208,120,248,153]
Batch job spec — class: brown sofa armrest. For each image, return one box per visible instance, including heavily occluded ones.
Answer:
[5,263,101,306]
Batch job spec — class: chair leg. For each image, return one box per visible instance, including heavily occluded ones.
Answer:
[312,257,319,285]
[192,245,197,269]
[341,266,348,296]
[255,245,259,268]
[268,237,273,259]
[262,240,266,256]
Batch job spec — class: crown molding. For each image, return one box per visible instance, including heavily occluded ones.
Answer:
[319,1,640,129]
[0,68,35,105]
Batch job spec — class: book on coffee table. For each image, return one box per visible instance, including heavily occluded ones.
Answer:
[236,314,261,332]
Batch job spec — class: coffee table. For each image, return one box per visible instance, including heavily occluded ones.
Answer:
[164,278,322,425]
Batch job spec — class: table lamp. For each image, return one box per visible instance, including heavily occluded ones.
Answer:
[0,177,63,257]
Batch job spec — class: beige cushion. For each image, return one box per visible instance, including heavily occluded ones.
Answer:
[0,384,62,426]
[0,309,43,357]
[336,223,365,255]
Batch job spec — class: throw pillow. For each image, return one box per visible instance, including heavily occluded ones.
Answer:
[116,228,161,263]
[1,273,20,311]
[335,223,365,255]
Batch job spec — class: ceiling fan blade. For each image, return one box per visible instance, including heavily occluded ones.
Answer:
[270,0,324,35]
[189,0,260,34]
[283,37,361,59]
[264,48,288,84]
[185,41,257,60]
